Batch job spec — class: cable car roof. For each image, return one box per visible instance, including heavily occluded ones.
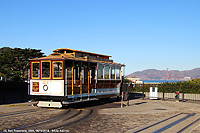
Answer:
[53,48,112,57]
[29,48,125,66]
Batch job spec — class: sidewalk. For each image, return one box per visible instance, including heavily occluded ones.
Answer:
[98,99,178,114]
[0,102,36,113]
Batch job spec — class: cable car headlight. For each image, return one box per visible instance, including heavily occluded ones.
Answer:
[43,85,48,91]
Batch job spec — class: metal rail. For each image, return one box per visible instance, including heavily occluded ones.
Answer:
[177,118,200,133]
[51,110,93,130]
[0,108,44,118]
[133,113,182,133]
[3,109,71,132]
[133,113,199,133]
[152,113,196,133]
[2,109,93,133]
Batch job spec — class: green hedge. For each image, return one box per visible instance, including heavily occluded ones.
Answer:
[129,78,200,94]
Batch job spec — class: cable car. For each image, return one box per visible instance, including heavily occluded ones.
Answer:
[28,48,125,108]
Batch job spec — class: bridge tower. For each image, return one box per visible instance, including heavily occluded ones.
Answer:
[167,68,169,80]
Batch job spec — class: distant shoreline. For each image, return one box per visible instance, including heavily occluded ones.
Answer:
[141,80,186,83]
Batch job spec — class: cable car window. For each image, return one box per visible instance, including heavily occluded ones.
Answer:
[104,66,109,79]
[111,67,115,79]
[41,61,51,79]
[74,68,76,84]
[73,62,81,84]
[82,69,84,84]
[32,62,40,79]
[116,68,120,79]
[89,69,92,84]
[53,61,63,78]
[152,87,155,92]
[84,66,88,83]
[67,67,72,80]
[97,65,103,79]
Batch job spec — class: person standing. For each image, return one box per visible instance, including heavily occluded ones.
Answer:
[124,91,129,107]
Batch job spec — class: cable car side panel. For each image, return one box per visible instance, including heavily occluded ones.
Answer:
[30,80,64,96]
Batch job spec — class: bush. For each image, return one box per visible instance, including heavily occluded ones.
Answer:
[130,78,200,94]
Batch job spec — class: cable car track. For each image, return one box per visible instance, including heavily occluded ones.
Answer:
[2,109,93,132]
[131,113,200,133]
[132,113,183,133]
[52,109,93,130]
[28,109,84,130]
[177,118,200,133]
[0,108,50,118]
[8,109,71,131]
[152,113,196,133]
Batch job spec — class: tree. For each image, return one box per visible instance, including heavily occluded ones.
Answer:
[124,78,131,83]
[0,47,45,81]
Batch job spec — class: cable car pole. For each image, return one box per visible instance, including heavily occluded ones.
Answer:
[182,83,184,102]
[142,82,144,100]
[163,83,165,101]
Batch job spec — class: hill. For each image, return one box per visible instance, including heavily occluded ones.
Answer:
[126,68,200,80]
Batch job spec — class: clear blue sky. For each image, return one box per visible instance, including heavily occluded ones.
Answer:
[0,0,200,75]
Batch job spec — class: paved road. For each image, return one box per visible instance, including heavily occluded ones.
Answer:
[0,99,200,133]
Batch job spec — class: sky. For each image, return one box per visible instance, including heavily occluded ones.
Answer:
[0,0,200,75]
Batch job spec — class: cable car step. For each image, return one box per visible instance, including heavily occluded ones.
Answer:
[37,101,62,108]
[62,98,98,104]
